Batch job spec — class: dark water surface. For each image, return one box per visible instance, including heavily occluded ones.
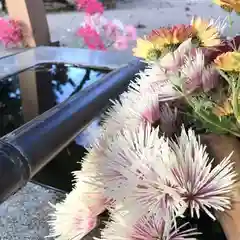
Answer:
[0,63,110,192]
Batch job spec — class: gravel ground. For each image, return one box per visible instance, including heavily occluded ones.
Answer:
[0,181,107,240]
[0,182,65,240]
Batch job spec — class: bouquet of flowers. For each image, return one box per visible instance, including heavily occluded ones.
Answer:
[48,2,240,240]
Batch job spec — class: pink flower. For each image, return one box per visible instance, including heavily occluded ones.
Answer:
[130,214,198,240]
[160,38,193,72]
[101,212,199,240]
[77,25,106,50]
[125,25,137,41]
[48,203,98,239]
[84,14,94,26]
[169,128,237,220]
[103,21,119,40]
[75,0,104,15]
[84,13,103,28]
[182,49,219,93]
[72,211,97,237]
[141,96,161,124]
[0,18,23,47]
[85,0,104,15]
[113,35,129,50]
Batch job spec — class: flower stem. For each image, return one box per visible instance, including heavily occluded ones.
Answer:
[232,74,240,123]
[173,83,240,137]
[184,95,240,137]
[227,14,233,36]
[194,109,240,137]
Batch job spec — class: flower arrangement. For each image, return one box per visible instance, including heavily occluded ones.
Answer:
[48,2,240,240]
[0,18,24,48]
[74,0,136,50]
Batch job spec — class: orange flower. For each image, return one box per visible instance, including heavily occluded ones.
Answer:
[214,51,240,72]
[132,25,193,60]
[214,0,240,13]
[213,99,233,117]
[148,24,194,47]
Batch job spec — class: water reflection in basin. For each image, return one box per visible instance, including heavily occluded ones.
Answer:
[0,63,110,192]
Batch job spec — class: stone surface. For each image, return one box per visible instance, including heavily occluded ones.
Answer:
[0,182,65,240]
[0,180,109,240]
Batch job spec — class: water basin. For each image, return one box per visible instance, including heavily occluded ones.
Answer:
[0,63,110,192]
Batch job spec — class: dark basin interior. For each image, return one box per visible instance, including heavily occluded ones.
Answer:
[0,63,110,192]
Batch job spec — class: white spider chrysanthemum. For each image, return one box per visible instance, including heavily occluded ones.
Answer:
[75,119,102,149]
[101,90,143,135]
[47,185,99,240]
[141,96,180,137]
[74,92,162,183]
[90,123,237,221]
[99,211,199,240]
[209,17,227,35]
[81,69,157,150]
[133,62,181,102]
[93,123,187,219]
[169,127,238,220]
[74,66,181,183]
[181,49,219,93]
[68,69,170,228]
[140,93,160,123]
[160,38,193,72]
[133,39,194,103]
[159,103,179,136]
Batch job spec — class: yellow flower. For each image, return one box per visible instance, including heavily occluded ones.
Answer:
[213,99,233,117]
[132,38,162,60]
[214,0,240,13]
[191,17,221,47]
[214,51,240,72]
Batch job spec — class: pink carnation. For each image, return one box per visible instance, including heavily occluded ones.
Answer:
[0,18,23,47]
[113,35,129,50]
[103,21,119,40]
[77,25,106,50]
[125,25,137,41]
[75,0,104,15]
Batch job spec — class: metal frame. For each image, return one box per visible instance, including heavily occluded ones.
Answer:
[0,47,135,79]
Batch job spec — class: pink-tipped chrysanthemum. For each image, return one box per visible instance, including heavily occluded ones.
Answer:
[181,49,219,93]
[93,123,187,220]
[48,185,98,240]
[160,38,193,72]
[169,127,237,220]
[159,103,179,136]
[137,63,181,102]
[141,94,161,124]
[100,211,199,240]
[141,100,179,137]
